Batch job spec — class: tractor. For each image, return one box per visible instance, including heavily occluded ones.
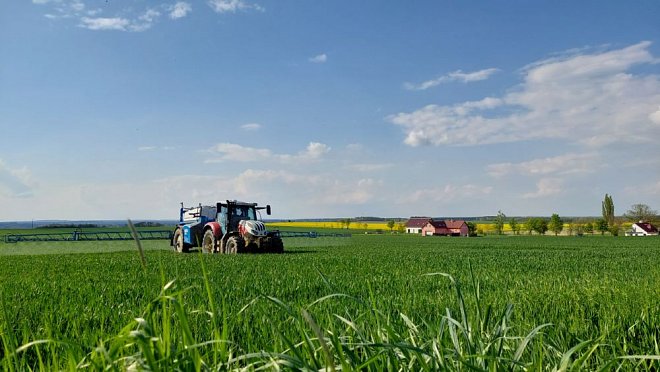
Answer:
[171,200,284,254]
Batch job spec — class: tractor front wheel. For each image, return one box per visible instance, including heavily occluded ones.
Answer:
[225,236,245,254]
[202,230,217,254]
[173,228,188,253]
[272,238,284,253]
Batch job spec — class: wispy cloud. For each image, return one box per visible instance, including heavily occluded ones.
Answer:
[205,142,330,163]
[138,146,175,151]
[80,17,130,31]
[169,2,192,19]
[207,0,264,13]
[391,42,660,147]
[78,7,162,31]
[624,180,660,196]
[37,0,254,32]
[523,178,563,199]
[344,163,394,172]
[487,153,599,177]
[402,184,493,204]
[0,160,34,198]
[404,68,499,90]
[309,53,327,63]
[240,123,262,131]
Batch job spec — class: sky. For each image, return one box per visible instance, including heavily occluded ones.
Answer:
[1,0,659,220]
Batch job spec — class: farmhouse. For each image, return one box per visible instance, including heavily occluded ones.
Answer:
[405,217,432,234]
[421,219,469,236]
[407,216,470,236]
[625,221,659,236]
[421,220,448,236]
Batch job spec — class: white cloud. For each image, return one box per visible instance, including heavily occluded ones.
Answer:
[309,53,328,63]
[205,142,330,163]
[487,153,599,177]
[391,42,660,147]
[650,106,660,125]
[70,0,84,12]
[79,17,130,31]
[138,146,175,151]
[240,123,262,131]
[130,9,161,31]
[404,68,499,90]
[0,160,34,198]
[299,142,330,159]
[345,163,394,172]
[79,8,162,32]
[206,143,273,162]
[624,180,660,196]
[208,0,263,13]
[523,178,562,199]
[37,1,257,31]
[402,184,493,204]
[169,2,192,19]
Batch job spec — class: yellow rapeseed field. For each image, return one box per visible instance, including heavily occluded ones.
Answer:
[268,221,393,230]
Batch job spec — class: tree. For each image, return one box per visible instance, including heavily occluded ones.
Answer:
[532,218,548,235]
[396,223,406,233]
[566,223,574,236]
[387,220,396,232]
[595,218,608,235]
[609,224,620,236]
[466,222,478,236]
[494,210,506,235]
[508,218,520,235]
[525,218,535,235]
[584,222,594,234]
[525,218,547,235]
[602,194,615,227]
[623,203,657,222]
[341,218,352,229]
[549,213,564,236]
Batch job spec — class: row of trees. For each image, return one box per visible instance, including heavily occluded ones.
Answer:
[491,197,656,236]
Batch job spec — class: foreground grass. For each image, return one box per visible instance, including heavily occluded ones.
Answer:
[1,235,659,369]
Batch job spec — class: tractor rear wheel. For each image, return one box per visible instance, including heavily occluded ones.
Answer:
[202,230,217,254]
[173,228,188,253]
[225,236,245,254]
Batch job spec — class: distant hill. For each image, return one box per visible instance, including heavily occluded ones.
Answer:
[0,220,178,229]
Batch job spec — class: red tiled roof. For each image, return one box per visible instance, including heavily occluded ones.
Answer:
[406,217,432,228]
[428,220,447,228]
[635,222,658,233]
[445,220,467,229]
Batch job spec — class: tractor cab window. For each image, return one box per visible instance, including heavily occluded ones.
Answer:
[233,206,256,220]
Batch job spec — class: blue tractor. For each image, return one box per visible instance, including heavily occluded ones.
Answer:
[171,200,283,254]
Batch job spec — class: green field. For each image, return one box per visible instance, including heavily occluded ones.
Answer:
[1,233,659,370]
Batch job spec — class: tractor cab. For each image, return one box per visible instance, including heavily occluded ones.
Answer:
[216,200,270,233]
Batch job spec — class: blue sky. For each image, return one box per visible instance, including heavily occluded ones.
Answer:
[1,0,659,220]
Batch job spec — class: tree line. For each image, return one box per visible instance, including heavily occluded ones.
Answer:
[490,197,656,236]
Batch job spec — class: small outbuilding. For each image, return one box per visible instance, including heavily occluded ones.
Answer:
[626,221,659,236]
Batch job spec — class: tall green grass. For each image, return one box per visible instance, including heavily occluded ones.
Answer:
[1,235,659,369]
